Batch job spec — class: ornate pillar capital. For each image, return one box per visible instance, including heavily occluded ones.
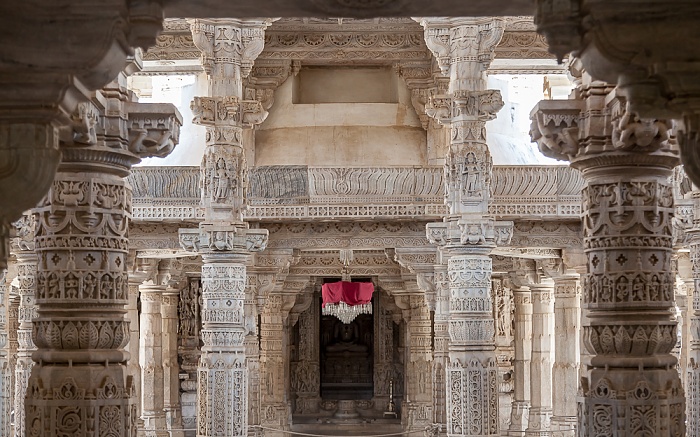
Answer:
[416,17,505,93]
[190,19,275,82]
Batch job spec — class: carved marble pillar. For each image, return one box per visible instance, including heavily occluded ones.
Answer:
[492,275,515,432]
[259,287,293,434]
[0,269,9,437]
[432,265,449,429]
[418,17,508,437]
[127,255,148,426]
[13,216,37,437]
[526,278,555,437]
[531,68,685,436]
[140,259,169,436]
[548,268,580,437]
[7,289,18,436]
[403,291,433,432]
[688,191,700,437]
[163,283,184,437]
[179,19,271,437]
[508,276,532,436]
[292,290,320,416]
[26,64,181,437]
[178,275,202,436]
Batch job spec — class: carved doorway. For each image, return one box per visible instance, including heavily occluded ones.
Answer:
[320,277,374,400]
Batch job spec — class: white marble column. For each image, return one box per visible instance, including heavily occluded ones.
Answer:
[550,273,580,437]
[403,291,433,432]
[508,281,532,436]
[418,17,508,437]
[7,291,18,436]
[526,279,554,436]
[162,285,184,437]
[140,260,169,437]
[128,256,149,428]
[180,18,272,437]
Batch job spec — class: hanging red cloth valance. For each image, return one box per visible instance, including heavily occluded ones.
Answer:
[321,281,374,307]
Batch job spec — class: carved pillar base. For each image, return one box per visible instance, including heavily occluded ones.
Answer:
[197,353,247,437]
[549,416,575,437]
[507,401,530,437]
[27,364,137,436]
[446,352,500,437]
[689,364,700,437]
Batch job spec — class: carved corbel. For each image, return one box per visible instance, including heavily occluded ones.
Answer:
[426,222,449,246]
[126,102,183,159]
[529,99,582,162]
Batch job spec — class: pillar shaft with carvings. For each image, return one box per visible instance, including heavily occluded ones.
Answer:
[178,275,202,434]
[550,271,580,437]
[162,285,183,436]
[526,279,555,436]
[127,255,147,426]
[140,260,170,436]
[432,265,449,428]
[509,278,532,436]
[0,269,9,437]
[26,64,181,437]
[688,190,700,437]
[531,66,685,436]
[181,19,271,437]
[403,292,433,431]
[7,291,18,436]
[13,214,37,437]
[419,17,507,437]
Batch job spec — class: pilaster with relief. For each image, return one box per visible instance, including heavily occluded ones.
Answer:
[25,61,182,437]
[530,65,685,436]
[507,260,534,437]
[687,188,700,437]
[0,268,9,437]
[542,255,582,437]
[417,17,507,437]
[12,214,38,437]
[139,259,170,437]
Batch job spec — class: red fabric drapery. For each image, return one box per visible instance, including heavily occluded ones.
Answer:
[321,281,374,307]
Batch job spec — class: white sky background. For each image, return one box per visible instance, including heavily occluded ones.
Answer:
[134,73,572,167]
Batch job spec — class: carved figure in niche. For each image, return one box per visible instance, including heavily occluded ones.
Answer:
[614,102,670,151]
[497,291,508,337]
[84,274,97,299]
[48,274,60,299]
[213,157,232,200]
[462,151,482,198]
